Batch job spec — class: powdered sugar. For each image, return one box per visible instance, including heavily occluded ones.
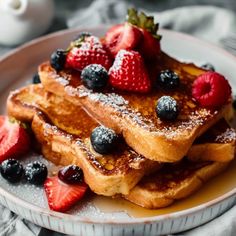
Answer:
[216,128,236,143]
[108,49,133,72]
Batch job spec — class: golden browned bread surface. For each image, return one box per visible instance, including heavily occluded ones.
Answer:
[7,85,235,208]
[39,52,232,162]
[125,159,229,209]
[7,85,160,196]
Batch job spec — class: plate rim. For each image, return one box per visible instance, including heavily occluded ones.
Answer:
[0,26,236,224]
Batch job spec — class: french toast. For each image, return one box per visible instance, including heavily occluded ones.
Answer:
[7,84,160,196]
[38,52,233,163]
[7,84,235,209]
[125,159,229,208]
[7,84,235,164]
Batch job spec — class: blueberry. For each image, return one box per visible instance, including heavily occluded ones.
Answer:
[90,126,119,154]
[50,49,66,72]
[24,161,48,185]
[156,96,179,121]
[157,70,180,90]
[0,159,23,183]
[32,73,40,84]
[201,63,215,71]
[81,64,108,90]
[58,165,83,184]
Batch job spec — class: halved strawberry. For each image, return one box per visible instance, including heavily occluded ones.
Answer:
[126,8,161,60]
[66,35,112,71]
[109,50,151,93]
[105,8,161,60]
[0,116,30,163]
[44,176,88,212]
[105,23,142,57]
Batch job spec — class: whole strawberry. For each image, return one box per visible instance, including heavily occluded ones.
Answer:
[109,50,151,93]
[66,35,112,71]
[0,116,30,163]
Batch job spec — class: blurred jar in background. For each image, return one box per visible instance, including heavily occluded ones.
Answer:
[0,0,54,46]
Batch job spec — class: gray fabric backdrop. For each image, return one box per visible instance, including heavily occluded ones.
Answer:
[0,1,236,235]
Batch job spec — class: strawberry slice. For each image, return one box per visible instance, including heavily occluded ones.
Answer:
[105,23,142,57]
[109,50,151,93]
[0,116,30,163]
[44,176,88,212]
[65,35,112,71]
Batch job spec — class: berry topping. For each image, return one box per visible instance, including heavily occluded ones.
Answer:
[192,72,231,108]
[201,63,215,71]
[32,73,41,84]
[157,70,180,90]
[0,159,23,183]
[0,116,30,163]
[44,176,88,212]
[126,8,161,60]
[109,50,151,93]
[90,126,119,154]
[81,64,108,90]
[58,165,84,184]
[156,96,179,121]
[24,161,48,185]
[105,23,142,57]
[66,35,112,71]
[105,9,161,60]
[50,49,66,72]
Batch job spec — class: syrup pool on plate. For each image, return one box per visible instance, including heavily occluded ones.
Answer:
[91,158,236,218]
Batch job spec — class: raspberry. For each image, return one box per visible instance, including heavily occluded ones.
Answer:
[192,72,231,108]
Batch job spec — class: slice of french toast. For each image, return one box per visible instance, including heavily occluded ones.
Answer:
[7,84,235,165]
[188,118,236,162]
[38,52,233,163]
[7,85,235,208]
[124,159,229,209]
[7,84,160,196]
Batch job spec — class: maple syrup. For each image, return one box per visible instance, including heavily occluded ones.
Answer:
[92,158,236,218]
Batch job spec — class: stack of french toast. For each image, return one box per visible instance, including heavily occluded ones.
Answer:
[6,9,236,211]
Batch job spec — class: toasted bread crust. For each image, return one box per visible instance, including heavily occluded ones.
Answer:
[124,161,229,209]
[6,85,234,208]
[38,52,232,162]
[7,85,236,164]
[7,85,160,196]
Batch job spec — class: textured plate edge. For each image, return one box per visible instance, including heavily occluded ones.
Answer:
[0,27,236,225]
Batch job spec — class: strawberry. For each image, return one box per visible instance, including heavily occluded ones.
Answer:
[192,72,231,108]
[138,29,161,60]
[66,35,112,71]
[104,9,161,60]
[44,176,88,212]
[104,23,142,57]
[109,50,151,93]
[126,8,161,60]
[0,116,30,163]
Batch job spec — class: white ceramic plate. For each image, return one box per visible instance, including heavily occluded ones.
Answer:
[0,27,236,236]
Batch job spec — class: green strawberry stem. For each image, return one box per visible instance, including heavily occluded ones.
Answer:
[126,8,162,40]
